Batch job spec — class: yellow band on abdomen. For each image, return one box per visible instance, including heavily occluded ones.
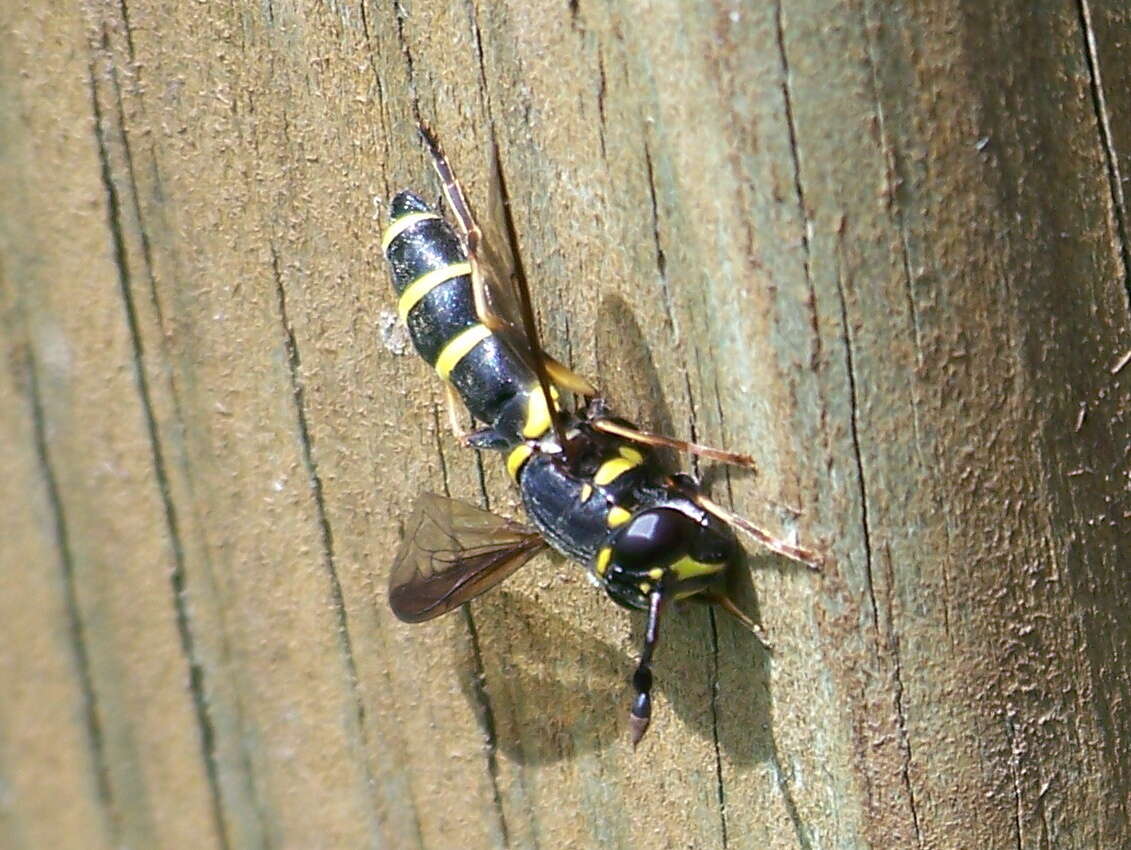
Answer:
[521,384,560,439]
[435,324,492,380]
[506,444,533,481]
[381,211,441,254]
[397,262,473,323]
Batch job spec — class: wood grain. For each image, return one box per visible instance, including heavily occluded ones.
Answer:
[1,1,1128,848]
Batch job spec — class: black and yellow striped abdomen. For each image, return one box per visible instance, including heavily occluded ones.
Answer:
[383,191,550,445]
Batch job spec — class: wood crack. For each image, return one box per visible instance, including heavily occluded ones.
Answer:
[117,0,136,61]
[642,140,668,280]
[857,13,927,845]
[467,0,495,125]
[833,260,879,628]
[885,548,925,849]
[706,609,731,850]
[269,245,382,842]
[1005,714,1025,850]
[1076,0,1131,309]
[596,48,607,160]
[90,50,235,850]
[431,403,454,499]
[773,1,812,287]
[21,335,118,843]
[683,373,731,848]
[429,403,512,848]
[642,137,676,340]
[358,0,394,201]
[776,0,827,388]
[460,606,513,849]
[393,1,423,126]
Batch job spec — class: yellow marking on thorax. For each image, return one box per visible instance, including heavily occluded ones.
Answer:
[397,262,473,322]
[595,546,612,577]
[669,554,725,581]
[522,384,561,439]
[435,324,492,380]
[381,211,442,254]
[607,506,632,527]
[594,456,639,486]
[506,444,533,481]
[579,483,593,503]
[618,445,644,465]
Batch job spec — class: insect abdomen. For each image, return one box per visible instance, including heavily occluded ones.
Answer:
[384,191,541,442]
[384,191,477,361]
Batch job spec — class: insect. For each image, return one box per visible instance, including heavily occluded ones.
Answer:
[382,125,824,744]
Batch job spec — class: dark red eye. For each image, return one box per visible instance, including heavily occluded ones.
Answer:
[610,508,697,573]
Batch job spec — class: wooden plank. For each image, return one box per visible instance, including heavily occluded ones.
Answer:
[79,5,430,849]
[83,2,506,847]
[1081,2,1131,283]
[0,3,226,848]
[772,2,1131,846]
[0,288,115,850]
[1,0,1128,848]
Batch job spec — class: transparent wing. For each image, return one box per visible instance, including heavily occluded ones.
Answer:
[475,145,527,333]
[388,493,548,623]
[478,147,597,396]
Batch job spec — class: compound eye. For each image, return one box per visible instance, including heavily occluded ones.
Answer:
[611,508,697,572]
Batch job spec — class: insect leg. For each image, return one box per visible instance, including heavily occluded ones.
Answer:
[418,124,482,255]
[628,590,666,746]
[443,383,473,443]
[590,417,758,470]
[700,591,773,651]
[689,489,826,571]
[443,383,512,450]
[414,126,511,335]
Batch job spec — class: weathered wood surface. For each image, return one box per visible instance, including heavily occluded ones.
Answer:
[2,1,1129,848]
